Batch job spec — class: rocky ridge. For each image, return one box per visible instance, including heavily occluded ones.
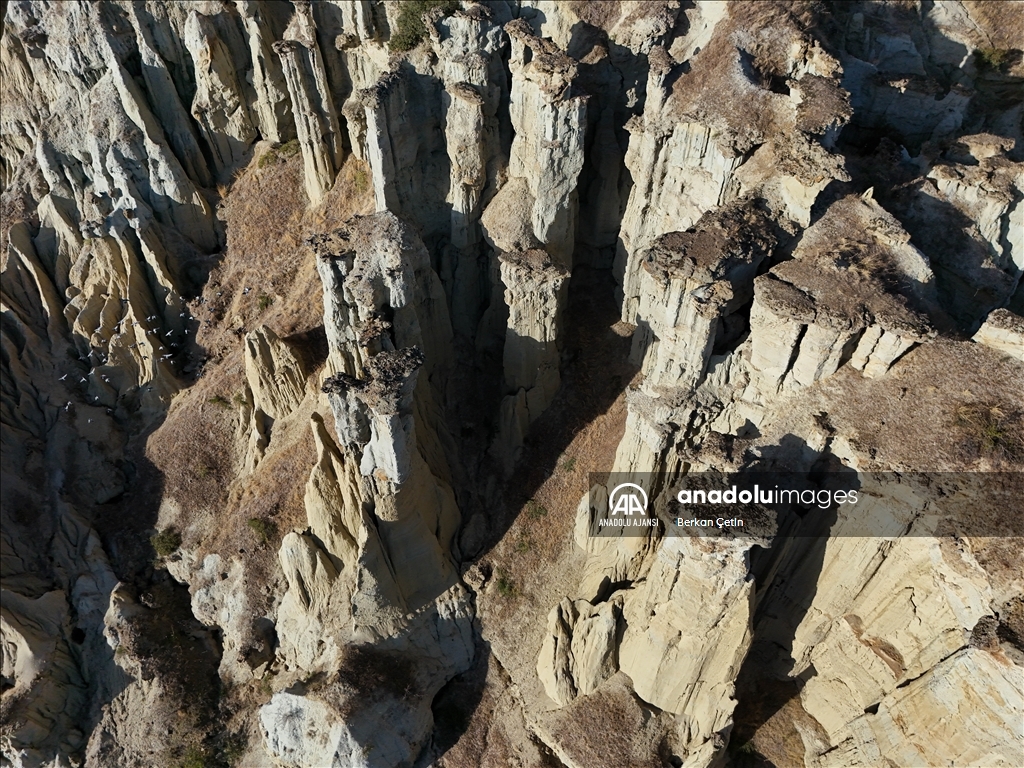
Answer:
[1,2,1023,768]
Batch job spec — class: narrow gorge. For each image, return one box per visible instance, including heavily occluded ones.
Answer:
[1,2,1022,767]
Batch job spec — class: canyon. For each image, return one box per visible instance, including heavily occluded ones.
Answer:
[1,2,1022,767]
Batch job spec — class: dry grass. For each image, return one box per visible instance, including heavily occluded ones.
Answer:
[963,1,1024,51]
[312,645,420,716]
[143,145,373,645]
[740,693,823,768]
[807,339,1024,471]
[549,676,672,768]
[953,402,1024,464]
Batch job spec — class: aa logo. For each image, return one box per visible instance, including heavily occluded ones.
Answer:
[608,483,648,517]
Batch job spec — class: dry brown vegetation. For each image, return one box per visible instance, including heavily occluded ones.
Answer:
[142,144,373,681]
[311,644,420,717]
[549,675,671,768]
[809,339,1024,471]
[953,402,1024,464]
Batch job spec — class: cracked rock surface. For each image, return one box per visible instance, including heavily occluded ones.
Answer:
[1,2,1022,768]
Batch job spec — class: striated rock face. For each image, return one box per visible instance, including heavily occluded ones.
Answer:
[748,193,935,387]
[183,10,258,176]
[273,3,344,205]
[615,2,852,326]
[973,308,1024,361]
[2,2,1023,768]
[537,595,621,706]
[629,200,778,393]
[500,18,588,267]
[244,325,308,421]
[492,249,570,471]
[817,649,1023,768]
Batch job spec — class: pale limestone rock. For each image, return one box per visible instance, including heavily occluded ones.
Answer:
[4,2,1024,766]
[492,249,570,471]
[0,589,88,766]
[263,584,473,768]
[122,4,214,189]
[279,531,339,613]
[183,10,257,176]
[308,212,470,762]
[617,535,754,750]
[304,413,362,570]
[274,531,349,674]
[890,152,1024,326]
[795,534,993,742]
[261,692,374,768]
[537,596,621,706]
[973,308,1024,361]
[480,176,543,253]
[242,406,270,474]
[499,19,587,267]
[356,64,452,243]
[273,4,343,204]
[816,649,1024,768]
[616,5,850,322]
[179,554,276,687]
[430,7,509,336]
[243,325,308,421]
[745,195,935,404]
[237,1,294,145]
[630,201,777,393]
[311,212,454,389]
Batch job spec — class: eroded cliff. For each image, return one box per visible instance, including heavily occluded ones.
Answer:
[1,2,1022,768]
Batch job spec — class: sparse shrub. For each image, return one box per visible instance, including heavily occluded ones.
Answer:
[195,463,212,479]
[495,570,515,597]
[220,733,247,766]
[257,139,301,169]
[257,149,277,169]
[257,293,273,311]
[976,47,1013,70]
[526,499,548,519]
[515,535,532,554]
[389,0,459,52]
[561,457,577,472]
[177,745,208,768]
[311,645,419,716]
[247,517,277,544]
[208,394,231,408]
[258,671,275,699]
[151,527,182,558]
[232,392,247,407]
[353,168,369,194]
[955,403,1024,460]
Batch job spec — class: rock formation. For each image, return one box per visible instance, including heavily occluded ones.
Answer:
[1,2,1022,768]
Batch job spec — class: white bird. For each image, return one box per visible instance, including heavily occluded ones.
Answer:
[60,374,68,380]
